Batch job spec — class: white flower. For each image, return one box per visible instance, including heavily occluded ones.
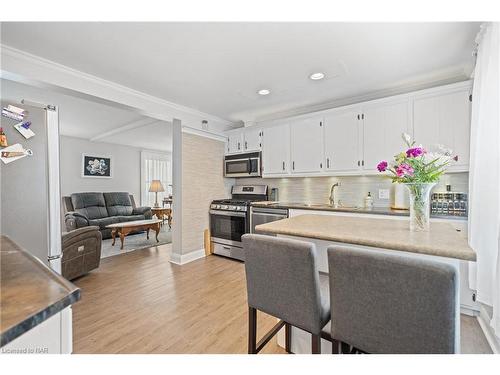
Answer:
[402,133,412,146]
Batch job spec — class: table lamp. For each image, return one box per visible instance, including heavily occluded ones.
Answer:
[149,180,165,208]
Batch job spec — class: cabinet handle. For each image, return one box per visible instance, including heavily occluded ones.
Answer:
[326,158,330,168]
[292,161,295,170]
[357,114,360,120]
[362,160,364,166]
[320,162,322,168]
[245,141,248,149]
[362,114,364,120]
[282,161,285,171]
[357,160,360,167]
[237,142,240,150]
[319,121,322,127]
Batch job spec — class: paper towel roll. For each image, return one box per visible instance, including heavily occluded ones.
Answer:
[391,183,409,210]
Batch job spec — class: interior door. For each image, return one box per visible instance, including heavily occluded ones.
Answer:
[362,100,410,171]
[262,124,290,175]
[324,109,361,172]
[290,116,324,173]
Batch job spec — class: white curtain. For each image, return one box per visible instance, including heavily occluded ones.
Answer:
[468,22,500,338]
[141,151,172,207]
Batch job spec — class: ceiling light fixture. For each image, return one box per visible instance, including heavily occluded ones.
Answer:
[257,89,271,96]
[309,72,325,80]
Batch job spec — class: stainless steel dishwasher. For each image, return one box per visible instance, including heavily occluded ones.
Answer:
[250,206,289,234]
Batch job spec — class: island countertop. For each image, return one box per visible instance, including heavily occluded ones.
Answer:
[0,236,81,347]
[255,214,476,262]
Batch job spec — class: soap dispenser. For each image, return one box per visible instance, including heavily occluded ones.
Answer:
[364,192,374,209]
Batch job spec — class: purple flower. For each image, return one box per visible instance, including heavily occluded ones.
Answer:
[396,163,414,177]
[406,147,425,158]
[377,161,388,172]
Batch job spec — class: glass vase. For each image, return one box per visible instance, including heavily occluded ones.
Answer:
[403,183,436,232]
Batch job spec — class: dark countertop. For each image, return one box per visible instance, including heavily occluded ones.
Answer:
[0,236,81,347]
[250,201,467,221]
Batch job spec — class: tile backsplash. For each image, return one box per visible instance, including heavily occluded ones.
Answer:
[234,173,469,208]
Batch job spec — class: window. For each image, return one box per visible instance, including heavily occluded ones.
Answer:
[141,151,171,207]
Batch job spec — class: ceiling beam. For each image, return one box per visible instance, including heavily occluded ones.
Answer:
[90,117,159,142]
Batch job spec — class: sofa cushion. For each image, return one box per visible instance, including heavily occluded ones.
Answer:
[104,192,133,216]
[116,215,146,223]
[71,192,108,220]
[89,216,120,230]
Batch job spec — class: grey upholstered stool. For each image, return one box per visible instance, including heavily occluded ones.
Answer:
[327,246,459,354]
[242,234,331,354]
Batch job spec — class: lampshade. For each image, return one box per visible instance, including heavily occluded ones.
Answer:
[149,180,165,193]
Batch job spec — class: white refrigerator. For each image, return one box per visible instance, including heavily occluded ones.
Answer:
[0,100,62,273]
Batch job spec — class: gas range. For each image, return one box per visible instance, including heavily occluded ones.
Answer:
[209,185,268,261]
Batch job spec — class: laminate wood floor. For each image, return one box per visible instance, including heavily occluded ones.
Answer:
[72,244,492,354]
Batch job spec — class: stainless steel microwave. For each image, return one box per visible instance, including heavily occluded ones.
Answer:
[224,152,262,178]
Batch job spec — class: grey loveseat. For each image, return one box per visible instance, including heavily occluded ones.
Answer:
[63,192,152,239]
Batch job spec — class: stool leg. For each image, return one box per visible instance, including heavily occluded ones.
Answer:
[285,323,292,353]
[332,339,340,354]
[311,334,321,354]
[248,307,257,354]
[341,342,350,354]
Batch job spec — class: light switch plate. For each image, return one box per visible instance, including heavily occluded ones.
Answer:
[78,245,85,252]
[378,189,390,200]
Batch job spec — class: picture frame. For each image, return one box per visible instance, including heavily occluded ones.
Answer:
[82,154,113,178]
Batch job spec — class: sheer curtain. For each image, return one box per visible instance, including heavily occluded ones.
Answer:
[141,151,172,207]
[468,22,500,338]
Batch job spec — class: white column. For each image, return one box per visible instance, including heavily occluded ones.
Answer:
[170,118,183,264]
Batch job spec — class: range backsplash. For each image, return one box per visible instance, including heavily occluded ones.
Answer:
[234,173,469,208]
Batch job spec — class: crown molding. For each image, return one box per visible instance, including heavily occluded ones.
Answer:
[1,44,238,133]
[253,65,471,124]
[182,125,227,143]
[89,117,159,142]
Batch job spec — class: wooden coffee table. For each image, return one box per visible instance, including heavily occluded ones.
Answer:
[106,219,162,250]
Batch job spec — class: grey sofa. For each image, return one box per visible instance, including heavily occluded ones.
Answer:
[62,226,102,280]
[63,192,152,239]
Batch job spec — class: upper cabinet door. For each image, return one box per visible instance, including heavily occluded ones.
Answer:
[227,131,243,154]
[324,109,361,172]
[243,127,262,152]
[362,100,410,171]
[290,117,324,173]
[413,89,471,169]
[262,124,290,175]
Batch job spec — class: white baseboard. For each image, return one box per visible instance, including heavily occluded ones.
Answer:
[477,305,500,354]
[169,248,206,265]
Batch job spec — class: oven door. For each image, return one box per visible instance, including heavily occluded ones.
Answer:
[209,210,248,246]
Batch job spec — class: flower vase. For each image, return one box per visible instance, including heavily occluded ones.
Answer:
[403,183,436,232]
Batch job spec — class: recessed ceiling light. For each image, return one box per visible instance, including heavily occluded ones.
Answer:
[257,89,271,96]
[309,72,325,80]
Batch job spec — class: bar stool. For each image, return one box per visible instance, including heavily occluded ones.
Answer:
[242,234,331,354]
[327,246,459,354]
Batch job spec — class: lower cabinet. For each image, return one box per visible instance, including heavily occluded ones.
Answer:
[1,307,73,354]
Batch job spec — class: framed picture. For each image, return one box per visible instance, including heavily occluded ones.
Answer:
[82,154,113,178]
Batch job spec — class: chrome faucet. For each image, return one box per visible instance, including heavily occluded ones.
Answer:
[329,183,340,207]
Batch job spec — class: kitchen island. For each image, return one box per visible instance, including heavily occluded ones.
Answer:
[0,236,81,353]
[254,214,476,354]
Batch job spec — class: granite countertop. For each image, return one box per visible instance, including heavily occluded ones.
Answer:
[255,214,476,262]
[0,236,81,347]
[251,201,467,221]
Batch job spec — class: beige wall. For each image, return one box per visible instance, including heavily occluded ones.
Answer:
[181,133,231,254]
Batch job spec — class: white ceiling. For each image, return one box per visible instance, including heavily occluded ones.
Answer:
[0,22,479,123]
[1,79,172,151]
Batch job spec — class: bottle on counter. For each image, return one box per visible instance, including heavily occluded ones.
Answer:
[364,192,374,209]
[0,127,8,148]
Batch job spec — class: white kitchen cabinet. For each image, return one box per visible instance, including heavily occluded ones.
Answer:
[290,116,324,174]
[362,99,410,172]
[242,127,262,152]
[262,123,290,176]
[413,89,471,170]
[226,128,262,154]
[324,109,361,172]
[227,130,243,154]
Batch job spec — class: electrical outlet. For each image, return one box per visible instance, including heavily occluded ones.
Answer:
[378,189,390,200]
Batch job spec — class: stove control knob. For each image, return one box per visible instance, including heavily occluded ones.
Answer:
[235,206,241,211]
[222,205,228,210]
